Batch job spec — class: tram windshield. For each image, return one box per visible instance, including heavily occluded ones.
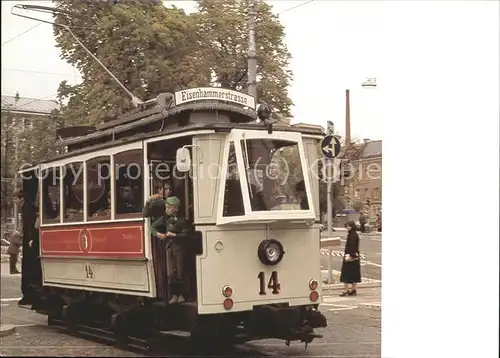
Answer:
[241,139,309,212]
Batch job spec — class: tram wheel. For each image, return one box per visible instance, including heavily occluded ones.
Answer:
[111,313,128,347]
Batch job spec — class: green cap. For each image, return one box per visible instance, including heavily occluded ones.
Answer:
[166,196,181,207]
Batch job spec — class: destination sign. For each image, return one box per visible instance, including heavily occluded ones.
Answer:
[174,87,256,110]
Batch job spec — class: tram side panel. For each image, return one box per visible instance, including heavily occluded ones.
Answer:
[39,220,151,295]
[196,224,322,314]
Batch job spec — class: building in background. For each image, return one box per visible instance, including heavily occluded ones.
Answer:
[343,139,382,216]
[1,94,59,228]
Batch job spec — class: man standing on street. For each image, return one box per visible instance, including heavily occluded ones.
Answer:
[13,190,40,306]
[359,210,367,233]
[7,231,22,274]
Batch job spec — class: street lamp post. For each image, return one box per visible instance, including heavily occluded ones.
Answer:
[344,77,378,209]
[13,136,19,231]
[247,0,258,101]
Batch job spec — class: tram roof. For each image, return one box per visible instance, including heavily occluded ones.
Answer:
[22,122,323,170]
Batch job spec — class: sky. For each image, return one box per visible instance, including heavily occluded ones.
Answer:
[0,0,497,141]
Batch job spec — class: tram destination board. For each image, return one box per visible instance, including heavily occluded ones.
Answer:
[321,135,341,159]
[175,87,256,109]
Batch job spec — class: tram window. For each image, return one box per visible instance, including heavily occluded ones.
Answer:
[87,156,111,221]
[223,142,244,217]
[62,162,84,223]
[114,149,143,219]
[41,167,61,224]
[240,139,309,211]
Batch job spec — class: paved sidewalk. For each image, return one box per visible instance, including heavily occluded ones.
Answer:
[320,285,381,311]
[0,324,16,337]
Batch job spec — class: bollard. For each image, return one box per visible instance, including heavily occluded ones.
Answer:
[320,237,340,284]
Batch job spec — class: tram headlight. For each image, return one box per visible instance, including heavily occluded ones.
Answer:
[257,239,285,266]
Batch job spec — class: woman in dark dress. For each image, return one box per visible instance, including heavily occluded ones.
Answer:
[339,221,362,296]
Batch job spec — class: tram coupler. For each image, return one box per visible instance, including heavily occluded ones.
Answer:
[305,309,328,328]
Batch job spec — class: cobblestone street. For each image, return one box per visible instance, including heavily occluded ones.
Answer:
[1,273,381,357]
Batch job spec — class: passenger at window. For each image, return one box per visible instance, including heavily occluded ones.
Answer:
[142,182,171,218]
[117,186,140,214]
[250,184,267,211]
[66,207,84,221]
[93,192,111,217]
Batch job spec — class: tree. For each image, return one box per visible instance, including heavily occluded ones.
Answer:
[1,108,15,221]
[194,0,293,116]
[353,200,363,212]
[52,0,294,124]
[52,0,208,125]
[1,94,61,221]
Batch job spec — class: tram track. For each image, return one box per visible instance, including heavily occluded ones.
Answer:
[46,317,277,357]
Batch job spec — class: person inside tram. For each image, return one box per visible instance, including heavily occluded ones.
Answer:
[258,176,287,210]
[250,184,267,211]
[149,196,188,304]
[92,192,111,217]
[143,182,171,218]
[116,185,142,214]
[64,188,84,221]
[295,180,310,210]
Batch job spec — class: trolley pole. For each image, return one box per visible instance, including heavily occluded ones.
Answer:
[247,0,258,101]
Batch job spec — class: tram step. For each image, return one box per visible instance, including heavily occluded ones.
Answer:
[178,301,197,308]
[159,330,191,338]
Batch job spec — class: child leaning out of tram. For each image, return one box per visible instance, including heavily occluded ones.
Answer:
[149,196,188,304]
[142,182,172,219]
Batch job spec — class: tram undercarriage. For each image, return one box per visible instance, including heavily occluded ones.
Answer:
[31,287,326,348]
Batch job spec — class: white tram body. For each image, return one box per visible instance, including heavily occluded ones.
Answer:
[20,88,327,345]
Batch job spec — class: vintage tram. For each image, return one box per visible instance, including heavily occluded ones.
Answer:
[18,87,327,348]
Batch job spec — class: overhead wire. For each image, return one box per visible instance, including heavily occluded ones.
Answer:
[277,0,315,15]
[1,23,41,46]
[2,68,82,78]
